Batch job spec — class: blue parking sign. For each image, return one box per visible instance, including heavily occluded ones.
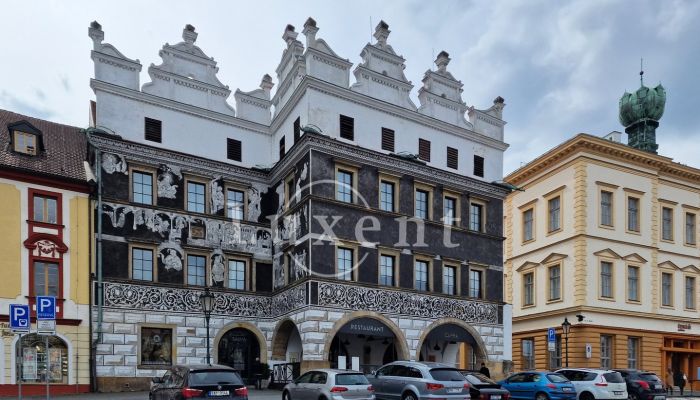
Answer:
[9,304,30,331]
[547,327,556,343]
[36,296,56,320]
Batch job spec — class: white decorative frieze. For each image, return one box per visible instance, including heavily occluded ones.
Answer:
[101,152,128,174]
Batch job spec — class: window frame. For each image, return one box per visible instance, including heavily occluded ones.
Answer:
[468,266,485,299]
[684,210,697,247]
[185,252,208,287]
[626,265,641,303]
[226,138,242,162]
[473,155,484,178]
[522,270,535,308]
[129,244,157,282]
[469,198,487,232]
[339,114,355,141]
[546,192,562,234]
[381,127,395,152]
[378,250,399,287]
[521,338,535,371]
[661,204,675,242]
[414,182,433,220]
[599,260,615,300]
[418,138,431,162]
[443,190,461,227]
[225,185,247,221]
[548,334,562,370]
[446,146,459,170]
[522,206,535,243]
[31,260,61,298]
[627,337,640,369]
[335,244,358,282]
[129,166,157,205]
[227,258,247,291]
[13,130,38,155]
[600,335,613,370]
[597,184,616,228]
[442,263,458,296]
[378,173,400,213]
[334,163,358,204]
[30,191,60,225]
[684,274,696,311]
[138,324,176,367]
[547,263,562,303]
[661,271,674,308]
[414,257,432,292]
[624,190,643,234]
[185,177,208,214]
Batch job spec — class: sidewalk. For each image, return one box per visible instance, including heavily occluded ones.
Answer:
[19,388,281,400]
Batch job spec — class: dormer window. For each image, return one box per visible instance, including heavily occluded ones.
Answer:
[8,120,44,156]
[14,131,37,155]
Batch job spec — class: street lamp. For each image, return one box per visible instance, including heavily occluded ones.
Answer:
[561,317,572,368]
[199,286,215,365]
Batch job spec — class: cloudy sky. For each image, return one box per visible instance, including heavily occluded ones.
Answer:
[2,0,699,174]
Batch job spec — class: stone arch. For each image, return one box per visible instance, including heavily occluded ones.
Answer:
[415,318,489,363]
[213,321,268,364]
[271,318,302,361]
[11,332,74,384]
[323,311,409,361]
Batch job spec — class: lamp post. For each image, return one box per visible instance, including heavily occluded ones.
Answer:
[561,317,572,368]
[199,286,215,365]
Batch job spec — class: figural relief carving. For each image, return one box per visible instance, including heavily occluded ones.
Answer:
[101,152,128,174]
[157,164,181,199]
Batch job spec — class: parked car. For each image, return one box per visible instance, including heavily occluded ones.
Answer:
[498,371,576,400]
[282,369,375,400]
[612,369,666,400]
[367,361,469,400]
[150,364,248,400]
[556,369,627,400]
[459,370,511,400]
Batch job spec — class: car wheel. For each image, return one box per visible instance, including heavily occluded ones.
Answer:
[319,396,328,400]
[580,392,594,400]
[283,391,292,400]
[536,392,549,400]
[628,393,640,400]
[403,392,418,400]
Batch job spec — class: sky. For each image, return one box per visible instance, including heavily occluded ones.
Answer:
[1,0,699,174]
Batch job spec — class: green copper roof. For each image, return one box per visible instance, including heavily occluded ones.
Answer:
[619,83,666,127]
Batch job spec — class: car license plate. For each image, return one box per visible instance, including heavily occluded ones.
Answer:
[491,396,502,400]
[208,390,230,396]
[654,385,662,389]
[613,392,623,396]
[653,397,665,400]
[447,388,462,393]
[563,388,573,392]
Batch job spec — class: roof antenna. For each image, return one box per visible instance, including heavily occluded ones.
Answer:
[640,57,644,86]
[370,16,373,43]
[432,48,435,71]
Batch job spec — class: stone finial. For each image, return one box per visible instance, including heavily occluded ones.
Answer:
[282,24,298,46]
[260,74,275,98]
[183,24,198,44]
[492,96,506,117]
[435,51,450,73]
[373,20,390,47]
[88,20,104,49]
[302,17,319,47]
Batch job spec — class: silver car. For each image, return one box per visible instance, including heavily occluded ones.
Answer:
[368,361,470,400]
[283,369,376,400]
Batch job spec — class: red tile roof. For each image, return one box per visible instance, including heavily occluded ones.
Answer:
[0,109,88,183]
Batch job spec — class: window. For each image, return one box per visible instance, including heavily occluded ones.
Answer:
[228,260,246,290]
[522,339,535,370]
[627,266,639,302]
[144,117,162,143]
[13,131,37,154]
[686,213,696,245]
[279,136,285,159]
[381,128,395,152]
[548,196,561,232]
[415,189,429,219]
[132,248,153,281]
[33,195,57,224]
[415,260,429,291]
[627,197,640,232]
[132,171,154,205]
[627,337,639,369]
[601,191,613,226]
[600,335,613,369]
[469,202,483,232]
[227,189,245,220]
[443,266,456,295]
[523,272,534,306]
[600,261,613,298]
[523,208,534,242]
[380,180,395,212]
[293,117,301,143]
[227,138,242,162]
[662,207,673,241]
[447,147,458,169]
[444,196,457,226]
[187,255,206,286]
[549,265,561,301]
[473,155,484,177]
[549,335,562,370]
[16,334,68,383]
[379,255,395,286]
[685,276,696,309]
[339,115,354,140]
[337,247,353,281]
[662,272,673,307]
[336,169,354,203]
[285,176,295,208]
[140,327,173,366]
[33,261,59,297]
[418,138,431,162]
[187,181,206,213]
[469,269,482,298]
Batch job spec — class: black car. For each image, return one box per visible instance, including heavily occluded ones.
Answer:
[613,369,665,400]
[459,370,511,400]
[150,364,248,400]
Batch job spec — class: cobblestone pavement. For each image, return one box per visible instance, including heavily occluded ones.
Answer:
[19,388,282,400]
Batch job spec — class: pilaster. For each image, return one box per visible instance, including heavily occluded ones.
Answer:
[573,160,588,305]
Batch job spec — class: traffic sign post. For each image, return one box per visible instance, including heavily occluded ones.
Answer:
[9,304,30,333]
[36,296,56,399]
[36,296,56,321]
[547,327,556,352]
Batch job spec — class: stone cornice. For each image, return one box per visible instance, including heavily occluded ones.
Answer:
[91,50,142,72]
[305,46,352,69]
[506,133,700,187]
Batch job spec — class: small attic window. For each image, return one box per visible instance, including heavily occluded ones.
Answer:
[8,120,43,156]
[14,131,38,155]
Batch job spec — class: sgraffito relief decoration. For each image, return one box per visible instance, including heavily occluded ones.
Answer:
[290,249,308,281]
[294,161,308,203]
[276,183,285,213]
[157,164,181,199]
[273,253,285,290]
[102,280,307,317]
[101,152,128,174]
[210,177,225,213]
[317,281,499,324]
[276,204,308,244]
[211,250,225,287]
[158,242,183,271]
[247,183,267,222]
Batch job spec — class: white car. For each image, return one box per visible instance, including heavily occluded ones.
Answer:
[556,369,627,400]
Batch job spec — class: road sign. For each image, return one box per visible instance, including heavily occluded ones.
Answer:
[36,296,56,320]
[547,327,556,352]
[37,320,56,334]
[10,304,30,332]
[585,343,592,359]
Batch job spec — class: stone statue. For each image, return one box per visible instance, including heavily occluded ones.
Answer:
[157,169,178,199]
[211,254,225,284]
[160,249,182,271]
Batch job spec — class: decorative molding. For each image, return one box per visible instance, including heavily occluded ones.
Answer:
[317,281,498,324]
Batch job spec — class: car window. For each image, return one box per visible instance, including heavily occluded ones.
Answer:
[464,373,497,385]
[172,369,185,387]
[508,374,526,383]
[546,374,570,383]
[603,373,624,383]
[391,366,408,377]
[162,370,174,386]
[531,374,542,382]
[405,367,423,379]
[376,365,395,377]
[336,373,370,385]
[430,368,464,381]
[639,373,661,382]
[311,372,328,384]
[296,372,314,384]
[189,370,243,385]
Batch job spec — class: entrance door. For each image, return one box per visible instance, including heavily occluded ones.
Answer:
[218,328,261,384]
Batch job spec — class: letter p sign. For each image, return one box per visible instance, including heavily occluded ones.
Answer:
[36,296,56,320]
[9,304,30,332]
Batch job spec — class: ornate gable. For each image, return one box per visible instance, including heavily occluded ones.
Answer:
[142,25,235,116]
[593,248,623,259]
[622,253,648,263]
[539,252,568,265]
[88,21,142,90]
[418,51,471,128]
[302,18,352,88]
[272,24,307,115]
[234,75,275,125]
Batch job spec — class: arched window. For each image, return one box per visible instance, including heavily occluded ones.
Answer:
[16,334,68,384]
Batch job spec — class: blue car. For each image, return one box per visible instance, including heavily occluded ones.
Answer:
[498,372,576,400]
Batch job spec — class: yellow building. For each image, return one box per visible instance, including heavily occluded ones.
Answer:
[504,81,700,388]
[0,110,91,396]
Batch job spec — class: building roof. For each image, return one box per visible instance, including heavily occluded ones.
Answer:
[0,108,88,184]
